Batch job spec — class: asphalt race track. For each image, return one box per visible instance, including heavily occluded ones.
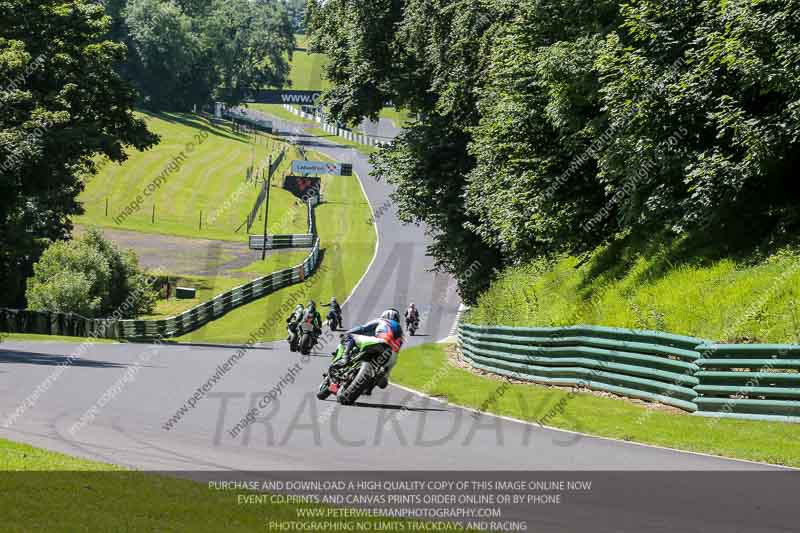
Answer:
[2,113,797,532]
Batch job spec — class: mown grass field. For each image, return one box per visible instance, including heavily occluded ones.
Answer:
[0,438,264,533]
[392,344,800,467]
[76,112,307,241]
[467,235,800,343]
[0,438,446,532]
[289,33,329,91]
[172,151,376,344]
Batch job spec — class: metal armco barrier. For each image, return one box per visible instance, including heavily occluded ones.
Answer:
[0,309,120,339]
[693,344,800,422]
[249,200,317,250]
[248,234,315,250]
[2,124,326,342]
[458,323,704,411]
[458,322,800,422]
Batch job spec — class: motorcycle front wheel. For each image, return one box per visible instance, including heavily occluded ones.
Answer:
[316,376,332,400]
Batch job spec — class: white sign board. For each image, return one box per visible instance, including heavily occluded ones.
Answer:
[292,160,342,175]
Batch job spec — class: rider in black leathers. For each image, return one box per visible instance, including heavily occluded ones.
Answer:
[321,297,343,329]
[405,303,420,332]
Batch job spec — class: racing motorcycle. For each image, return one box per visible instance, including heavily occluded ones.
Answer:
[317,335,393,405]
[287,322,300,352]
[298,316,320,356]
[326,308,343,331]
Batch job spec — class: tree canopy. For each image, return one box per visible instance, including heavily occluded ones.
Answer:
[112,0,295,110]
[1,0,297,309]
[0,0,158,307]
[308,0,800,302]
[26,228,157,318]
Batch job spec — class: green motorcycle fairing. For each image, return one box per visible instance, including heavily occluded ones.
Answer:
[331,334,390,370]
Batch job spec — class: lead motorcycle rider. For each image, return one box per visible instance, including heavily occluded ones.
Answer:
[286,303,305,349]
[333,308,404,393]
[287,303,305,328]
[405,303,419,333]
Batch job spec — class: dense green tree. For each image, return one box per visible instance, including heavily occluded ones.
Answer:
[80,228,157,315]
[205,0,295,104]
[123,0,204,109]
[309,0,800,300]
[113,0,294,110]
[308,0,506,302]
[595,0,800,240]
[26,229,157,318]
[466,1,619,258]
[25,239,110,317]
[284,0,308,32]
[0,0,158,308]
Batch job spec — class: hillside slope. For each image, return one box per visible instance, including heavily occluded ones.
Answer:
[76,112,306,241]
[467,235,800,343]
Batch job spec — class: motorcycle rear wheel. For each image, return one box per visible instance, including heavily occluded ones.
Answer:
[300,333,313,355]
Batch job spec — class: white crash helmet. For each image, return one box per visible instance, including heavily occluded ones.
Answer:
[381,308,400,322]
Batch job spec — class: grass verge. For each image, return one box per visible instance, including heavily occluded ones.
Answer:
[0,438,445,532]
[467,234,800,343]
[392,343,800,467]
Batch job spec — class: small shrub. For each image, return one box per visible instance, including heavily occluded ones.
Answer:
[26,229,157,318]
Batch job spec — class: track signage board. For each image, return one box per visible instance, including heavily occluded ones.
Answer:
[292,160,353,176]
